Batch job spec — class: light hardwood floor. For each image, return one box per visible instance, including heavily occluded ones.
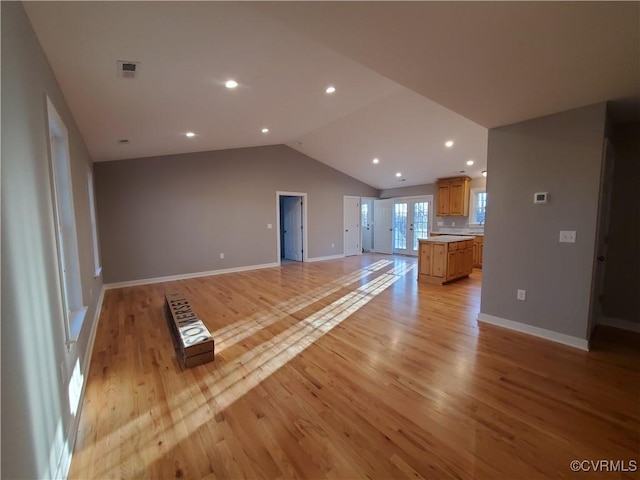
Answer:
[70,255,639,479]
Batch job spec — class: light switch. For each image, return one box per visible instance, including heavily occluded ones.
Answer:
[267,223,272,229]
[559,231,576,243]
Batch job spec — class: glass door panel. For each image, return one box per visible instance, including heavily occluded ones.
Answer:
[393,202,408,254]
[412,201,429,251]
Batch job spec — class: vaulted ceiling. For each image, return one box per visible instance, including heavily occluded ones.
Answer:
[24,1,639,190]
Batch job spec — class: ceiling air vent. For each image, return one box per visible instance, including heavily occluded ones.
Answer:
[117,61,139,79]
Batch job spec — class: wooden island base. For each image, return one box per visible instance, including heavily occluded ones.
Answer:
[418,236,474,285]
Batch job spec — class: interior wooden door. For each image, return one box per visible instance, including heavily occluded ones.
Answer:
[373,199,393,254]
[343,196,360,256]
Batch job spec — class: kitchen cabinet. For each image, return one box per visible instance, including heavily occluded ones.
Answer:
[436,176,471,216]
[420,242,446,278]
[473,236,484,268]
[437,183,451,216]
[418,236,474,285]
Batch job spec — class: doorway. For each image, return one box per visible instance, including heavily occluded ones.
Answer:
[392,196,433,256]
[361,198,375,253]
[588,138,615,338]
[276,192,308,263]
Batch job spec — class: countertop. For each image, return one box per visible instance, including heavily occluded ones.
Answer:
[419,235,475,243]
[431,231,484,237]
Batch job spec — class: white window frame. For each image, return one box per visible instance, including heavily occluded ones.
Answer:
[87,170,102,277]
[469,187,487,226]
[47,96,87,346]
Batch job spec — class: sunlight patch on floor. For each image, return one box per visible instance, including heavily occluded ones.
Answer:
[207,263,416,412]
[213,259,393,353]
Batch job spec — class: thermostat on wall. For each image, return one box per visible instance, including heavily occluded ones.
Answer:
[534,192,548,204]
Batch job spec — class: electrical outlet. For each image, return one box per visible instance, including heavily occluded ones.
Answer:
[559,231,576,243]
[220,253,224,259]
[267,223,272,229]
[331,243,335,248]
[517,289,526,301]
[437,221,444,227]
[452,221,456,226]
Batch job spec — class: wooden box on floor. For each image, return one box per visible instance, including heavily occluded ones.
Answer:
[164,292,215,368]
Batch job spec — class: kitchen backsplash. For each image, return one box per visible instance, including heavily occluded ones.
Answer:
[433,216,484,235]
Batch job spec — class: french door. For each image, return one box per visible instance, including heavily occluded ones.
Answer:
[393,196,432,256]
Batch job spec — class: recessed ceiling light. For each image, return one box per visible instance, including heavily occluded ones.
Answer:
[482,170,487,177]
[325,86,336,94]
[372,158,379,164]
[395,172,402,177]
[445,140,454,148]
[225,80,238,89]
[261,128,269,133]
[186,132,195,137]
[466,160,474,166]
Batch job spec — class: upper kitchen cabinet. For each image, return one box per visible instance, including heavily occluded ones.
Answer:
[436,176,471,216]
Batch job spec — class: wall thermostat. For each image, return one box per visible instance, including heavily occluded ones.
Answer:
[534,192,548,204]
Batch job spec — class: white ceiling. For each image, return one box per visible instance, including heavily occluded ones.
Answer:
[24,2,639,190]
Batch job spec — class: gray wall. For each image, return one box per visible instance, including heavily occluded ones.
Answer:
[1,2,103,478]
[480,103,607,339]
[95,145,379,283]
[379,183,436,199]
[602,122,640,323]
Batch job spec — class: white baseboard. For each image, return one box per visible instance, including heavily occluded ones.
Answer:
[307,254,345,263]
[599,316,640,333]
[104,262,279,289]
[55,285,105,479]
[478,313,590,351]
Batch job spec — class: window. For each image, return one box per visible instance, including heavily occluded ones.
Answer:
[412,201,429,251]
[87,170,102,277]
[47,97,87,345]
[469,188,487,225]
[393,202,408,250]
[361,203,369,230]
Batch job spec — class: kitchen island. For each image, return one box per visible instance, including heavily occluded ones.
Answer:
[430,232,484,268]
[418,236,475,285]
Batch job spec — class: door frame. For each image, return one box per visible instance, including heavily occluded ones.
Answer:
[276,191,308,264]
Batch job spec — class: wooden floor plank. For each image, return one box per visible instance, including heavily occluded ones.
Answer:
[69,255,640,479]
